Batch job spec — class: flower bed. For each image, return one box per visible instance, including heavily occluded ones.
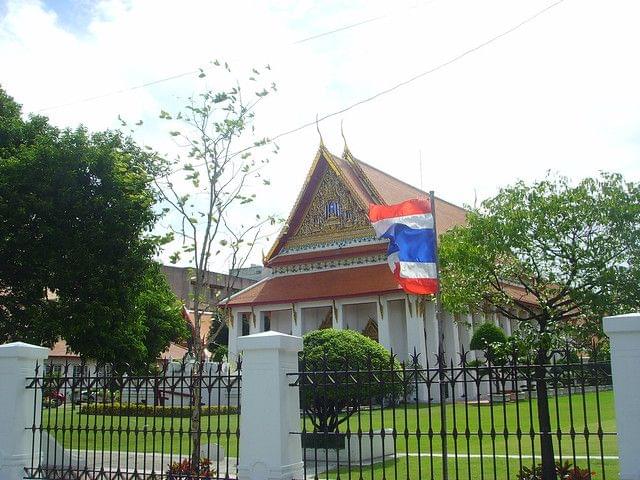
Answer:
[79,402,238,417]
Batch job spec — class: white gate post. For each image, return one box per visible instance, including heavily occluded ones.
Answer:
[603,313,640,480]
[0,342,49,480]
[237,331,304,480]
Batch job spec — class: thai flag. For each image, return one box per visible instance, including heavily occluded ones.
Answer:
[368,198,439,295]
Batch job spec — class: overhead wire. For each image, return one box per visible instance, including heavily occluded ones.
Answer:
[35,0,437,113]
[159,0,567,177]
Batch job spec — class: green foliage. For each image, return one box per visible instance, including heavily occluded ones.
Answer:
[515,461,595,479]
[0,87,185,370]
[469,323,507,352]
[302,329,403,433]
[79,402,238,417]
[210,345,228,363]
[440,172,640,351]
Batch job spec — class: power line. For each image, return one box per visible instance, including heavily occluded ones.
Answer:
[163,0,566,176]
[268,0,566,143]
[35,1,436,113]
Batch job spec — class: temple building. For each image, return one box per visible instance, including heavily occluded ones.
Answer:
[225,143,529,378]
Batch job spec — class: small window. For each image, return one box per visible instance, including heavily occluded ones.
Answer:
[263,314,271,332]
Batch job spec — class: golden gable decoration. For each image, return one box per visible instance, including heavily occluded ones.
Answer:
[286,167,373,248]
[362,317,379,341]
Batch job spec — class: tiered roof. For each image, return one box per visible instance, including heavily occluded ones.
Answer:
[226,145,469,307]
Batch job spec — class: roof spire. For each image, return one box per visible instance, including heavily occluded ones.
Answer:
[315,114,325,148]
[340,119,351,159]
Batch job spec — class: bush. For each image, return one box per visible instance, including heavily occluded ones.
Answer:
[301,329,403,433]
[516,461,595,479]
[79,402,238,417]
[167,458,214,480]
[210,345,228,363]
[470,323,507,351]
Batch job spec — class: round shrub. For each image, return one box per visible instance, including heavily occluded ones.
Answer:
[469,322,507,351]
[301,329,403,433]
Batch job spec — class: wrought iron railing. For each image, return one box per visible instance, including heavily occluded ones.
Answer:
[25,358,241,480]
[289,349,616,480]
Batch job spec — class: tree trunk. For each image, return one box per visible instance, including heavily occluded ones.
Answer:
[535,347,556,480]
[190,295,203,470]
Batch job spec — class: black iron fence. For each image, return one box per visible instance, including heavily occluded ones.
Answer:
[289,349,616,480]
[25,358,241,480]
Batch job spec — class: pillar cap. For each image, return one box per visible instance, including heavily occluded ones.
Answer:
[237,331,303,353]
[603,313,640,334]
[0,342,49,360]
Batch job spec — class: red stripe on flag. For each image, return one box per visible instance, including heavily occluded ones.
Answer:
[368,198,431,222]
[391,261,439,295]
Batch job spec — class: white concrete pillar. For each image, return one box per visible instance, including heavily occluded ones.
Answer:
[603,313,640,480]
[0,342,49,480]
[237,331,304,480]
[291,304,302,337]
[376,297,392,354]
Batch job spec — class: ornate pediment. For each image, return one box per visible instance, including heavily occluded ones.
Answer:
[284,166,375,249]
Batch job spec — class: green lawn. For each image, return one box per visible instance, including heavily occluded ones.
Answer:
[41,407,240,459]
[305,390,618,480]
[42,390,617,479]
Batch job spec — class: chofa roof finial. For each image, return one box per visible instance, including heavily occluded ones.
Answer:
[341,119,350,157]
[315,114,324,148]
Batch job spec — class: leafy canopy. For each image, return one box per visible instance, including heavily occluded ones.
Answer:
[0,87,187,370]
[440,173,640,351]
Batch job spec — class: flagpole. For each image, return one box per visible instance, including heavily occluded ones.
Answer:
[429,190,449,480]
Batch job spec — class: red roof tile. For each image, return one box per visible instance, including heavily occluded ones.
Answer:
[226,264,402,306]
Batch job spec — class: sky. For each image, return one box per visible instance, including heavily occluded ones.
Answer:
[1,0,639,269]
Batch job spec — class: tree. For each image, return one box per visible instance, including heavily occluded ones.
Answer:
[301,329,403,434]
[149,62,278,467]
[439,173,640,480]
[0,87,186,371]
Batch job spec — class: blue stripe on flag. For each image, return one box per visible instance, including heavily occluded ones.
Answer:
[382,225,437,263]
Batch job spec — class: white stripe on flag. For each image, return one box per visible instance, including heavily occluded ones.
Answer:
[397,261,438,279]
[372,213,434,237]
[387,252,400,272]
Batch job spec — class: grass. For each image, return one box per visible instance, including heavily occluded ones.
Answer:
[41,390,618,479]
[41,406,240,458]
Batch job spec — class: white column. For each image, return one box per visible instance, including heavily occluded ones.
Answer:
[376,297,392,353]
[237,332,304,480]
[291,304,302,337]
[249,309,262,335]
[0,342,49,480]
[603,313,640,480]
[405,295,429,402]
[502,313,512,336]
[332,301,344,330]
[227,309,243,360]
[424,301,439,363]
[424,301,441,402]
[449,313,465,399]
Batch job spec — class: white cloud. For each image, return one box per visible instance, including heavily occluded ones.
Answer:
[2,0,639,269]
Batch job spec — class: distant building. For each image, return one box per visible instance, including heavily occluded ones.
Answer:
[229,264,271,282]
[161,265,255,310]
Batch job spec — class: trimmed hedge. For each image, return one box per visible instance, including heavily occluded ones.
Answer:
[79,402,238,417]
